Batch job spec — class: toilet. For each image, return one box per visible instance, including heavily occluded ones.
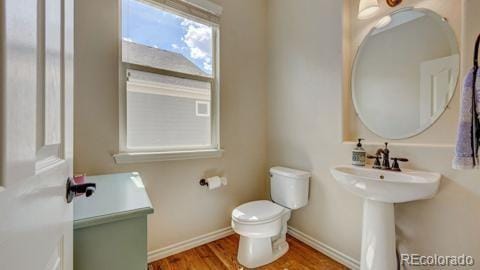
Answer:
[231,167,310,268]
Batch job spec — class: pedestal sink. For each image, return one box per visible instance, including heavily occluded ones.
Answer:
[330,165,441,270]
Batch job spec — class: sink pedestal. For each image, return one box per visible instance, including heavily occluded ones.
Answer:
[361,200,396,270]
[330,165,441,270]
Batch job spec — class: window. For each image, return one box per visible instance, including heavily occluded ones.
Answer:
[116,0,222,163]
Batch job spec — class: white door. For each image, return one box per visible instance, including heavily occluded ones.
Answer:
[0,0,74,269]
[419,54,459,126]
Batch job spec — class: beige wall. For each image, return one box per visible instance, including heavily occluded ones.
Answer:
[267,0,480,266]
[267,0,363,259]
[74,0,268,251]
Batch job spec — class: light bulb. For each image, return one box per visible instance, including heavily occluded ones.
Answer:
[358,0,379,19]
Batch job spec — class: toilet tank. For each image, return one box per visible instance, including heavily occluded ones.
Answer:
[270,167,310,209]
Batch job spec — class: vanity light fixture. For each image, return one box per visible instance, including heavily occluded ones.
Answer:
[386,0,402,7]
[358,0,379,19]
[375,15,392,29]
[358,0,403,19]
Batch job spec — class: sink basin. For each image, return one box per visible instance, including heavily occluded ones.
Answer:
[330,165,441,203]
[330,165,441,270]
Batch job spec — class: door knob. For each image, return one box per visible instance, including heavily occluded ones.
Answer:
[66,177,96,203]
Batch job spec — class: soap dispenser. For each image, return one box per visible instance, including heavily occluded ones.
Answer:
[352,138,366,166]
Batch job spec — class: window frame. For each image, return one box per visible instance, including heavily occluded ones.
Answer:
[115,0,222,163]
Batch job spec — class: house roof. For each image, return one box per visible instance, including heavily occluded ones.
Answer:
[122,40,208,77]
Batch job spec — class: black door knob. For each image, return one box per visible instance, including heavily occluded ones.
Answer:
[66,177,96,203]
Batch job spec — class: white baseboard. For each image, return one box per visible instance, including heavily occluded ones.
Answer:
[147,227,234,263]
[287,226,360,270]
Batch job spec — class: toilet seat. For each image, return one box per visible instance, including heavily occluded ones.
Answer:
[232,200,286,225]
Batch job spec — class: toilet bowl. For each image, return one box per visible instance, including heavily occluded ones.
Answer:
[231,167,310,268]
[231,200,291,268]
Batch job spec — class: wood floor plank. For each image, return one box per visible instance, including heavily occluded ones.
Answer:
[206,235,243,269]
[149,234,348,270]
[195,244,228,270]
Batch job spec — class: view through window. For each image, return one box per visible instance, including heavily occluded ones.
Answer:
[122,0,217,151]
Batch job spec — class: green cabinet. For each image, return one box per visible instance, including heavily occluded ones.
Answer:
[74,172,154,270]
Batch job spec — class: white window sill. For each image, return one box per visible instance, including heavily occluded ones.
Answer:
[113,149,224,164]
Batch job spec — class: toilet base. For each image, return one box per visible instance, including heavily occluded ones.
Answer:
[237,236,289,268]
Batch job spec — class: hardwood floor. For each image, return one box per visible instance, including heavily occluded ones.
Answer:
[148,234,348,270]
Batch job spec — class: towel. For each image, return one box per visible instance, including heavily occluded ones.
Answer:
[453,68,480,169]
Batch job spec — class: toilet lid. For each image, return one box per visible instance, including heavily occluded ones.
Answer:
[232,200,285,224]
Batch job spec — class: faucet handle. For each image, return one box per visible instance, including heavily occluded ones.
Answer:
[367,154,382,169]
[390,157,408,171]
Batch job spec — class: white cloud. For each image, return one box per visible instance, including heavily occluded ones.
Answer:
[180,19,212,72]
[190,47,207,59]
[171,43,189,52]
[123,37,133,42]
[203,57,212,72]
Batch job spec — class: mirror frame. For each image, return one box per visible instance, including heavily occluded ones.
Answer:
[351,7,460,139]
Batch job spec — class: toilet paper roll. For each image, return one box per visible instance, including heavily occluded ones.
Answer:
[205,176,227,190]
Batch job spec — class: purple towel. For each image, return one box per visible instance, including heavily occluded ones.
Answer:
[453,69,480,169]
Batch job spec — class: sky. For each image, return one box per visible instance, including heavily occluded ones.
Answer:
[122,0,213,74]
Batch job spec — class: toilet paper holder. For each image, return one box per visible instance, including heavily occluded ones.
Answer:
[199,176,227,189]
[199,178,209,187]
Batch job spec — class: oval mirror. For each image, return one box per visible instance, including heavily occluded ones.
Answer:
[352,8,459,139]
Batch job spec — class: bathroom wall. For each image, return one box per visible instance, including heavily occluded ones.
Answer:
[267,0,363,260]
[74,0,268,252]
[267,0,480,267]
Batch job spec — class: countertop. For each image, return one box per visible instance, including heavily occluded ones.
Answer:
[74,172,154,229]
